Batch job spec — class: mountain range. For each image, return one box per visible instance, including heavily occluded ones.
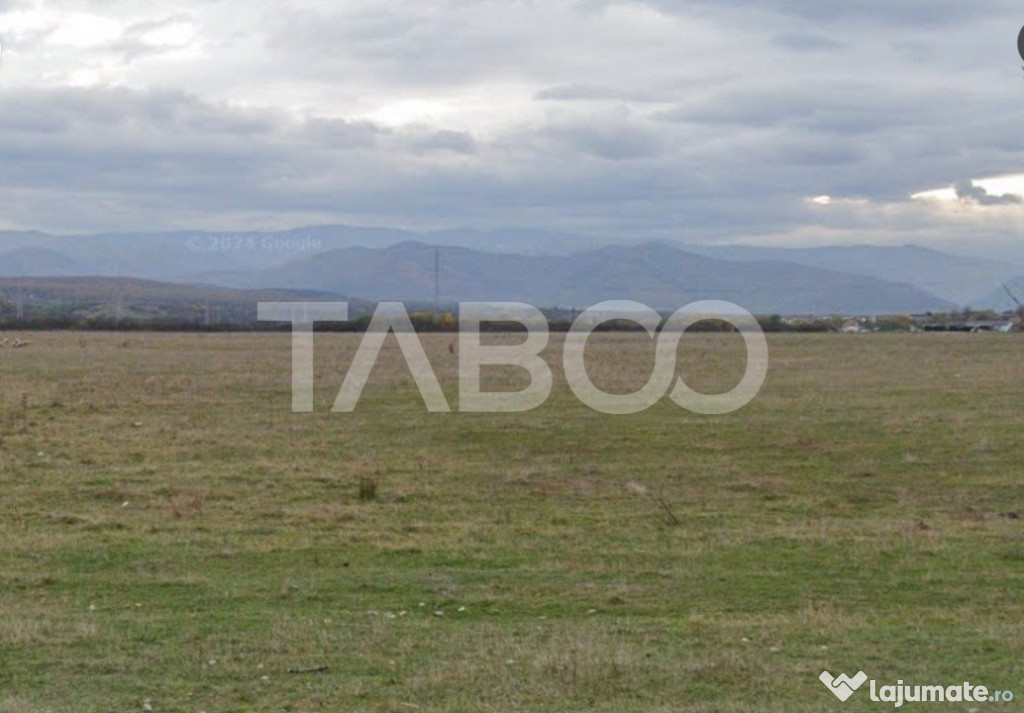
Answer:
[0,225,1020,315]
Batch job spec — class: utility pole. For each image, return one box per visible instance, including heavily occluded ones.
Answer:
[113,286,124,324]
[114,266,124,324]
[433,246,441,315]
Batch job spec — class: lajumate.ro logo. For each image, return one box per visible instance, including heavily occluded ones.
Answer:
[820,669,1015,707]
[258,300,769,415]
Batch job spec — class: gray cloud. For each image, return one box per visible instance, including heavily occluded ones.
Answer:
[534,84,664,103]
[954,179,1023,206]
[543,116,665,161]
[299,117,384,150]
[770,32,842,52]
[0,0,1022,255]
[405,129,477,156]
[640,0,1014,26]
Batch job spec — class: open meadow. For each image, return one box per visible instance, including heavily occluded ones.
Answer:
[0,331,1021,712]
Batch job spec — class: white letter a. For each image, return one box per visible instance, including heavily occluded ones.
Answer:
[332,303,450,412]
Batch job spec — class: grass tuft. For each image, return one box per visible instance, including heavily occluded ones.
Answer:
[358,473,380,501]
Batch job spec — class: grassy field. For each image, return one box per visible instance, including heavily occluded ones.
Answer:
[0,331,1021,712]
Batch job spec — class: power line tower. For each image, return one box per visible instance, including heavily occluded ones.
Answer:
[433,246,441,315]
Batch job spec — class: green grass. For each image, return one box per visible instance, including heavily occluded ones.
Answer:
[0,331,1021,711]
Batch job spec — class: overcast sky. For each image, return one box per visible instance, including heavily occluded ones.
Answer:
[1,0,1023,254]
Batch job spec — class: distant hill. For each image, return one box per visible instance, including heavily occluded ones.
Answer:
[0,247,88,276]
[245,241,954,315]
[0,225,992,314]
[0,225,605,283]
[971,277,1024,312]
[0,276,359,326]
[678,243,1016,306]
